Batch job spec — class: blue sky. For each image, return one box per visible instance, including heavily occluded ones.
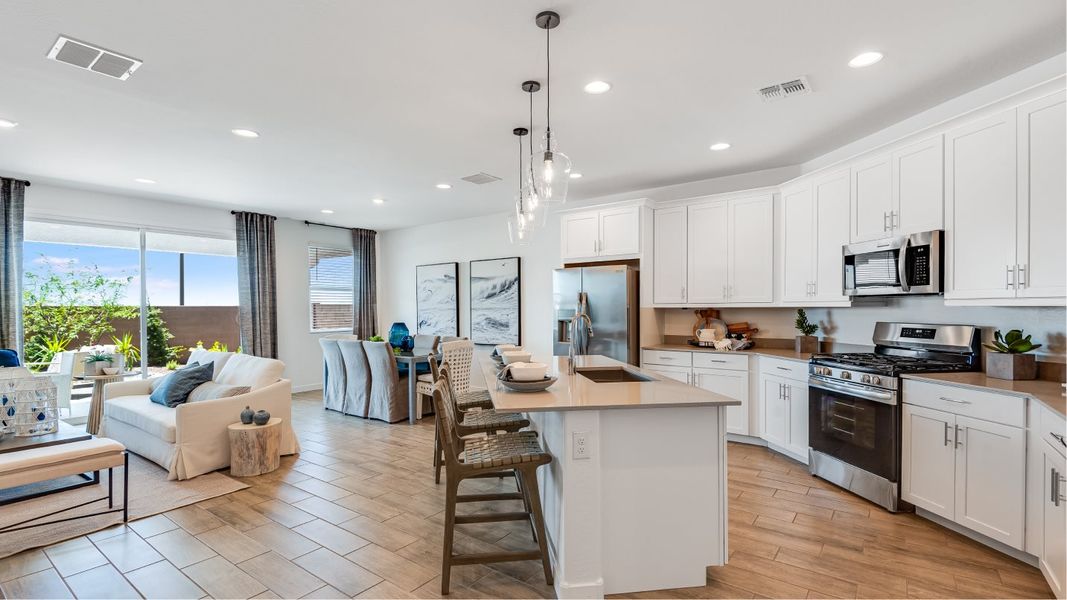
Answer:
[24,241,239,306]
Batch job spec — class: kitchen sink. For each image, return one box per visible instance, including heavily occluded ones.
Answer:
[575,367,655,383]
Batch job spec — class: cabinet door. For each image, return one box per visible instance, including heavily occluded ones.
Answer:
[561,211,599,260]
[653,207,688,304]
[598,206,641,257]
[901,404,956,520]
[761,376,788,448]
[892,136,944,235]
[784,381,809,460]
[954,414,1026,549]
[851,154,893,243]
[644,364,691,384]
[726,195,774,303]
[1017,92,1067,300]
[1041,442,1067,599]
[686,202,728,304]
[945,110,1018,300]
[693,367,748,436]
[780,183,814,303]
[812,170,852,302]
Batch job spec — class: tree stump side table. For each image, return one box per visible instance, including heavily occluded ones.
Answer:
[227,418,282,477]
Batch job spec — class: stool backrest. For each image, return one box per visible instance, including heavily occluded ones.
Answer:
[439,340,475,395]
[431,377,463,466]
[427,354,440,382]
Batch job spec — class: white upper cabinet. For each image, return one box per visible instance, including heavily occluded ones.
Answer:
[812,170,851,302]
[945,109,1019,300]
[1016,91,1066,300]
[851,154,894,242]
[686,202,728,304]
[653,206,688,304]
[892,136,944,235]
[726,195,774,303]
[560,205,640,262]
[780,182,815,303]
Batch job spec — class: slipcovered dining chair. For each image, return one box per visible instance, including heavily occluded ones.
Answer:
[337,339,371,417]
[318,338,347,412]
[362,341,409,423]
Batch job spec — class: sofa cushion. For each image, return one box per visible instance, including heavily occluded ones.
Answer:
[188,382,251,403]
[186,350,235,378]
[104,395,177,443]
[150,361,214,408]
[215,354,285,390]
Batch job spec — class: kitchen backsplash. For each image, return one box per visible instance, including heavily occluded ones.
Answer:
[657,296,1066,361]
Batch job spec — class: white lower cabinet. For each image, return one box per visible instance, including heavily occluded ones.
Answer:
[758,364,809,464]
[1030,400,1067,599]
[641,349,751,435]
[902,382,1026,550]
[643,364,691,384]
[693,367,748,436]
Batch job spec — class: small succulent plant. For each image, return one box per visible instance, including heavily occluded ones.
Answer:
[84,352,112,364]
[984,329,1042,354]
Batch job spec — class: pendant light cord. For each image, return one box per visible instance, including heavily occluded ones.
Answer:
[517,134,524,212]
[528,91,535,162]
[545,26,552,140]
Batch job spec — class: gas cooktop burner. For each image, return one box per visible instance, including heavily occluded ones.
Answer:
[810,352,975,375]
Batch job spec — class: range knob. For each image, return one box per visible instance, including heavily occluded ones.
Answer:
[840,371,851,380]
[861,374,871,384]
[820,367,831,376]
[871,376,882,386]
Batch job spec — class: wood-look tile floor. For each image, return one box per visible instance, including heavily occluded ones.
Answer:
[0,392,1053,599]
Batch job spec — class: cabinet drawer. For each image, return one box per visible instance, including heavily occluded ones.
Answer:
[641,349,692,367]
[1036,401,1067,459]
[692,352,749,371]
[759,356,808,382]
[902,380,1025,427]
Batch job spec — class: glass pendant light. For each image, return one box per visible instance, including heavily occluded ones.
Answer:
[521,80,547,227]
[530,10,571,204]
[507,127,537,245]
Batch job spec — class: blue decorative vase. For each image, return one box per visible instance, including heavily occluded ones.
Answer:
[400,335,415,352]
[388,322,410,347]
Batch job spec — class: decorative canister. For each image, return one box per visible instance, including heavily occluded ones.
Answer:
[388,322,410,348]
[400,335,415,352]
[240,406,255,425]
[0,367,58,437]
[253,409,271,426]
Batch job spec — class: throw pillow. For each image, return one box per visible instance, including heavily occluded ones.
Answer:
[187,382,251,403]
[150,361,214,408]
[0,349,20,368]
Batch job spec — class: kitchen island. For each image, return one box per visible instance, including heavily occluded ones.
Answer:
[479,355,740,598]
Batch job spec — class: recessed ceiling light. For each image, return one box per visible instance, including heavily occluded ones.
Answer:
[231,128,260,138]
[709,142,731,151]
[848,51,884,68]
[372,198,386,205]
[0,119,18,129]
[133,178,156,184]
[583,80,611,94]
[435,183,452,190]
[320,209,334,214]
[569,172,583,179]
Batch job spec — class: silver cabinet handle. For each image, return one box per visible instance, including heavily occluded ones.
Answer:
[1051,432,1066,447]
[778,383,784,399]
[1052,467,1058,505]
[883,211,890,232]
[776,366,792,372]
[1018,264,1026,288]
[954,424,963,449]
[1006,265,1015,290]
[892,211,899,229]
[708,359,727,363]
[944,422,951,447]
[722,284,727,298]
[811,281,817,296]
[938,396,971,405]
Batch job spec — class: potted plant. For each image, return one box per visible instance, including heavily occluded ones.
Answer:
[84,352,113,375]
[984,329,1042,380]
[794,309,819,354]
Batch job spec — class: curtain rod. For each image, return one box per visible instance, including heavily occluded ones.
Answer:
[2,176,30,187]
[303,220,351,231]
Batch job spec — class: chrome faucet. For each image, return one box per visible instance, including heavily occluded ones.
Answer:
[567,292,593,375]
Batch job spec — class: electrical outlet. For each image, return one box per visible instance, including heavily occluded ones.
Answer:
[572,431,590,460]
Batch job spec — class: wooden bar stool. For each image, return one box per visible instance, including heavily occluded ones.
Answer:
[430,379,553,595]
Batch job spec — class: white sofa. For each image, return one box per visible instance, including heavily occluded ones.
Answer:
[98,349,299,480]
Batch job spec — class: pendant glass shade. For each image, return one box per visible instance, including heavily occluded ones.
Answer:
[531,133,571,204]
[506,202,534,245]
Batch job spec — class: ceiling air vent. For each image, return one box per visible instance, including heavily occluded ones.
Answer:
[461,172,502,185]
[47,36,142,81]
[757,76,812,102]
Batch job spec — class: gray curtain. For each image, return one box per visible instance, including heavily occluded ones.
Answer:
[352,228,377,339]
[235,211,278,358]
[0,178,26,353]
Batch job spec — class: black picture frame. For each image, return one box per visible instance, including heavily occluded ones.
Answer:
[469,256,521,346]
[415,261,460,337]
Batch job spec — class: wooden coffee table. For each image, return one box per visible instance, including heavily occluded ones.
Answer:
[78,372,135,435]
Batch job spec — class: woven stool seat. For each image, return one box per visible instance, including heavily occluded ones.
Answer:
[456,389,494,411]
[462,431,549,470]
[459,409,529,432]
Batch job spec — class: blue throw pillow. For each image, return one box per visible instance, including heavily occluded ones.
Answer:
[0,349,19,368]
[150,361,214,408]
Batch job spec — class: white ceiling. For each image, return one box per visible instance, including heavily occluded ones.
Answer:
[0,0,1063,230]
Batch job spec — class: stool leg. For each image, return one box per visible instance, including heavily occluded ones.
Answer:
[433,414,443,484]
[108,467,113,509]
[515,470,537,543]
[521,466,553,586]
[441,475,460,595]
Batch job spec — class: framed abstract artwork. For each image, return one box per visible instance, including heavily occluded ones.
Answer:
[469,256,521,345]
[415,262,459,337]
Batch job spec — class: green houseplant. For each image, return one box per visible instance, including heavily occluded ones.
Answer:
[794,309,820,353]
[984,329,1042,380]
[84,351,113,375]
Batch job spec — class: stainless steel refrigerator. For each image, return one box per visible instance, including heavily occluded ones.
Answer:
[552,265,639,365]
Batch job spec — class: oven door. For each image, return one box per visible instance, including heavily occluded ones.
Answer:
[808,377,899,483]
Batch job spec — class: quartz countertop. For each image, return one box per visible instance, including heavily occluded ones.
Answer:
[902,372,1066,418]
[642,343,817,363]
[479,355,741,413]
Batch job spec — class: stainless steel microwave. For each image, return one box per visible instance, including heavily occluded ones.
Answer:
[843,230,943,297]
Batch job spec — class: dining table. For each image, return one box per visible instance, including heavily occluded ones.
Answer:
[393,350,439,424]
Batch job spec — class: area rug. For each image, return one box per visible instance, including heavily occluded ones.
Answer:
[0,453,248,559]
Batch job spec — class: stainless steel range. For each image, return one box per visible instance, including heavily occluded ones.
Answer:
[807,322,981,512]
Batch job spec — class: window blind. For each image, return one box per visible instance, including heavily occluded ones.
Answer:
[308,245,353,331]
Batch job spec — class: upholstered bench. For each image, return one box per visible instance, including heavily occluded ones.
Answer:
[0,438,128,533]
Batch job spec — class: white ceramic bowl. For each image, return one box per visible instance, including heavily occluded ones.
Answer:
[508,362,547,382]
[494,344,522,355]
[501,350,532,365]
[102,367,120,375]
